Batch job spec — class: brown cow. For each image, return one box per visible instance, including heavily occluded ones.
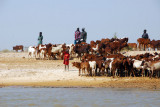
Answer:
[137,38,150,51]
[150,40,160,51]
[81,61,90,76]
[13,45,23,52]
[128,43,137,50]
[72,62,81,76]
[111,58,124,78]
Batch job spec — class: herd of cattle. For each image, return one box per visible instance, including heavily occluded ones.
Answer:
[13,37,160,78]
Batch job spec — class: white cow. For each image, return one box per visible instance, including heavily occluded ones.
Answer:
[37,44,46,58]
[51,44,63,54]
[28,46,36,59]
[105,58,114,75]
[39,48,46,59]
[89,61,96,76]
[133,59,146,77]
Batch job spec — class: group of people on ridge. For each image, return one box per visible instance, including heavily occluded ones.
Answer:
[38,29,148,45]
[74,28,87,44]
[37,29,149,72]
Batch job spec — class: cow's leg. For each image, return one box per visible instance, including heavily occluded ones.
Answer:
[79,69,80,76]
[94,69,96,76]
[82,68,84,76]
[105,68,108,76]
[124,69,127,77]
[131,69,135,77]
[115,69,117,77]
[126,70,128,77]
[141,69,144,77]
[87,68,90,76]
[138,44,140,51]
[112,70,115,78]
[151,69,154,78]
[144,45,146,51]
[99,68,101,76]
[95,66,98,76]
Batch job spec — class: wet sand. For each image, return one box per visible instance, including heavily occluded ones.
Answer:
[0,51,160,89]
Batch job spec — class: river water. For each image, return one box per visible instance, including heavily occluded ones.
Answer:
[0,87,160,107]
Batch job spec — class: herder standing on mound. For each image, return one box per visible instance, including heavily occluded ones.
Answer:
[142,29,149,39]
[74,28,81,44]
[81,28,87,42]
[38,32,43,45]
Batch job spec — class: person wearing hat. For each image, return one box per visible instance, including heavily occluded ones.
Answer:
[63,50,70,71]
[74,28,81,44]
[81,28,87,42]
[142,29,149,39]
[38,32,43,45]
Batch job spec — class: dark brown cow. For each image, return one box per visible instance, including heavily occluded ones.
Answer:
[13,45,23,52]
[111,58,124,78]
[150,40,160,51]
[73,44,91,59]
[122,57,135,77]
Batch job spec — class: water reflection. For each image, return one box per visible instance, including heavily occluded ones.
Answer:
[0,87,160,107]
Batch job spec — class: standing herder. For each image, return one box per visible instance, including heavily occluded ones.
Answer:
[38,32,43,45]
[142,29,149,39]
[63,50,70,71]
[81,28,87,42]
[75,28,81,44]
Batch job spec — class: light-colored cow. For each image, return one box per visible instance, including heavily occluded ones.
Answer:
[89,61,96,76]
[28,46,36,59]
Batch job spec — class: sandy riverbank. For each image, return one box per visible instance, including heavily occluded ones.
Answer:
[0,51,160,89]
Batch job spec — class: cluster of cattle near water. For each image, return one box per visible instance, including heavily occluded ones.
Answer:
[14,37,160,78]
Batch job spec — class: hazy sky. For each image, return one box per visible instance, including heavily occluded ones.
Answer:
[0,0,160,50]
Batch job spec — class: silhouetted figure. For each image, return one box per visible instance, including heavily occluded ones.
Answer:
[38,32,43,45]
[142,29,149,39]
[81,28,87,42]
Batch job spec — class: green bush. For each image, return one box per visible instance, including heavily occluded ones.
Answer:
[122,46,133,51]
[1,49,11,53]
